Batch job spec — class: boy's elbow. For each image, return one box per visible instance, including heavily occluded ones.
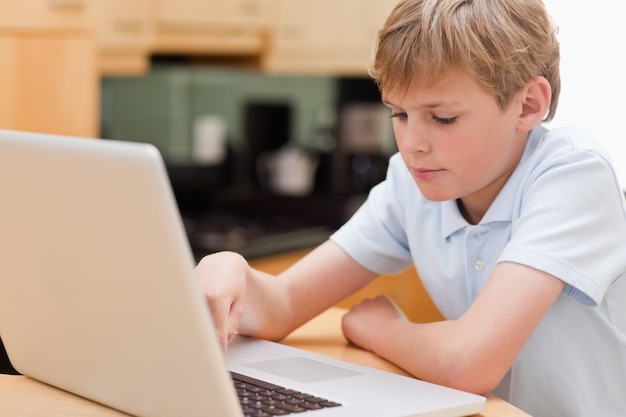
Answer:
[441,369,500,395]
[433,346,507,395]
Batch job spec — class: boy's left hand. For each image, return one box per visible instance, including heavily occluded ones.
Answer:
[341,295,407,352]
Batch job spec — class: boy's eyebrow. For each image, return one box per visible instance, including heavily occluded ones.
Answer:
[382,97,461,109]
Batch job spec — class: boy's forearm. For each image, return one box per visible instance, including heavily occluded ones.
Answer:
[237,268,293,341]
[371,318,504,394]
[241,240,379,341]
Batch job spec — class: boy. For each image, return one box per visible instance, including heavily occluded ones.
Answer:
[196,0,626,416]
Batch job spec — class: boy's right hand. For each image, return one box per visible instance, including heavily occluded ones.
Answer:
[195,251,249,353]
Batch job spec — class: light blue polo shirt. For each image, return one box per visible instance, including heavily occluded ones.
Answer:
[330,125,626,417]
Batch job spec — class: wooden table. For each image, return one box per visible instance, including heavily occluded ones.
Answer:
[283,308,529,417]
[0,308,529,417]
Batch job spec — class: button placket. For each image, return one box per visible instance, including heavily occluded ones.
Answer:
[464,226,492,303]
[468,228,488,273]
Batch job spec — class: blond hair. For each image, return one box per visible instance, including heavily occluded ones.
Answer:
[371,0,561,121]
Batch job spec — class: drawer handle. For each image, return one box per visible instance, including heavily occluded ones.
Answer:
[48,0,85,12]
[240,1,262,16]
[114,21,144,34]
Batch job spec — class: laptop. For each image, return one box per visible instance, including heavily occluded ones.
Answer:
[0,130,485,417]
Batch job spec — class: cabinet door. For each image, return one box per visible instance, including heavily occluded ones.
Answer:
[0,0,91,31]
[267,0,330,51]
[264,0,398,75]
[157,0,266,29]
[153,0,269,54]
[91,0,154,75]
[0,35,99,137]
[93,0,153,50]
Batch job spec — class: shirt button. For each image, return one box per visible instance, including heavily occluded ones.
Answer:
[474,260,486,271]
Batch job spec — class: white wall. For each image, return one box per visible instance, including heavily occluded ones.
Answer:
[542,0,626,188]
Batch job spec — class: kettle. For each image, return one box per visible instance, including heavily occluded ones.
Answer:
[256,146,319,196]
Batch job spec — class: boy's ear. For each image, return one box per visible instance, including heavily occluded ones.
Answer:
[516,76,551,131]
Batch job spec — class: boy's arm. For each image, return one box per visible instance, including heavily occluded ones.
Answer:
[341,261,565,394]
[196,240,378,352]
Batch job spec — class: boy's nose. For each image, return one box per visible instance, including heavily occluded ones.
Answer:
[397,125,431,154]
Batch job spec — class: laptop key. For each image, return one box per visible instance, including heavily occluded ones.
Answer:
[231,372,342,416]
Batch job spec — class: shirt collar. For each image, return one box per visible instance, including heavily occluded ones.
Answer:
[441,199,469,239]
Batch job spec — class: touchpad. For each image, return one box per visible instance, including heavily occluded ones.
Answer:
[245,356,362,383]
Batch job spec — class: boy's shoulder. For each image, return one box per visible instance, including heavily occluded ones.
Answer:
[501,124,621,209]
[526,124,612,167]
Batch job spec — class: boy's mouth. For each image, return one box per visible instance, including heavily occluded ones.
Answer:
[412,167,443,180]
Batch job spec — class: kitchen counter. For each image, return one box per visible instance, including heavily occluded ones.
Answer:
[182,192,366,259]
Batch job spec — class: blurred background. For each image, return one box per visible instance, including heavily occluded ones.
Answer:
[1,0,624,262]
[1,0,399,260]
[102,67,396,259]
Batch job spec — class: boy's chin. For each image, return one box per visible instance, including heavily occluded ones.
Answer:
[416,184,459,202]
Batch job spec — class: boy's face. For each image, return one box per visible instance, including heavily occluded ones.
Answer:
[382,72,528,223]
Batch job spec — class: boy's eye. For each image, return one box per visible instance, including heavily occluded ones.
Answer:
[433,115,457,125]
[389,111,407,119]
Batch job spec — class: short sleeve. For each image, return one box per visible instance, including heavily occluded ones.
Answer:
[499,141,626,306]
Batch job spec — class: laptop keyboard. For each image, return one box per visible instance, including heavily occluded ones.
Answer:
[231,372,342,416]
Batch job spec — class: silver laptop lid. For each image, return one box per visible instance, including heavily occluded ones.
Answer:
[0,130,241,417]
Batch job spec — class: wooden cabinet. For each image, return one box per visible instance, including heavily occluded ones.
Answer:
[0,0,401,139]
[0,36,98,137]
[151,0,270,55]
[90,0,154,75]
[263,0,398,75]
[0,0,98,137]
